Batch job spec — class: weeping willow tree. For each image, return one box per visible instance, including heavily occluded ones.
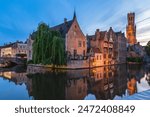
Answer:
[32,23,66,66]
[51,36,66,66]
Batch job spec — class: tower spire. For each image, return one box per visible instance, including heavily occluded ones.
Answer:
[73,9,76,20]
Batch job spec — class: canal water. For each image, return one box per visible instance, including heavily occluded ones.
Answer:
[0,64,150,100]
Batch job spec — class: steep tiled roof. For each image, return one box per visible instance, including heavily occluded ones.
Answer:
[115,31,122,35]
[87,47,102,54]
[30,32,37,40]
[87,35,95,40]
[29,19,74,40]
[100,31,107,40]
[50,20,74,38]
[87,31,107,41]
[0,42,24,48]
[92,47,101,53]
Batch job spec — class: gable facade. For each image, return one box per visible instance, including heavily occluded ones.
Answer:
[66,17,87,58]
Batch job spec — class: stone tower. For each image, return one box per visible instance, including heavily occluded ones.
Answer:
[126,12,137,45]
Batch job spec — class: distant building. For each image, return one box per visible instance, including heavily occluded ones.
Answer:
[114,32,127,64]
[27,33,35,61]
[126,12,137,45]
[27,12,87,61]
[0,44,13,57]
[0,41,27,58]
[127,42,145,58]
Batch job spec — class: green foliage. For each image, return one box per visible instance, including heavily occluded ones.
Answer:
[32,23,66,66]
[27,60,34,64]
[27,71,67,100]
[51,36,66,66]
[127,57,143,63]
[145,41,150,56]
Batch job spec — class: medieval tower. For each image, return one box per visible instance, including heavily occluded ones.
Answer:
[126,12,137,45]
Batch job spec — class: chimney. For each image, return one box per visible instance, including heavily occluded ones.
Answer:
[96,29,99,32]
[64,18,67,24]
[95,29,100,39]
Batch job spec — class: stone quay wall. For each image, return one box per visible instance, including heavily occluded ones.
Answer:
[27,60,90,74]
[27,59,125,74]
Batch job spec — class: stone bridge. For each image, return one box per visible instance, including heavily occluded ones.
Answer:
[0,57,26,65]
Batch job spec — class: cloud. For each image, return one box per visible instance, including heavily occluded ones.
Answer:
[0,0,150,46]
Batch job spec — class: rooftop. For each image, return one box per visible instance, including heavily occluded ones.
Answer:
[50,20,74,38]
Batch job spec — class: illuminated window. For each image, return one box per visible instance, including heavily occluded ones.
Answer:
[78,41,82,47]
[104,61,106,64]
[83,41,85,47]
[108,54,111,58]
[97,55,99,60]
[104,54,106,58]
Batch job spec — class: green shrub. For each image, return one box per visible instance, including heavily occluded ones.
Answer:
[27,60,33,64]
[127,57,143,63]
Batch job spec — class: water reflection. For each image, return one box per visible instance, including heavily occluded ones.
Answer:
[0,64,150,100]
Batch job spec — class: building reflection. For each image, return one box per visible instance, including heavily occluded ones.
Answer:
[89,64,127,100]
[65,78,87,100]
[26,70,89,100]
[0,64,150,100]
[127,76,137,95]
[0,71,28,85]
[127,64,148,94]
[114,65,127,97]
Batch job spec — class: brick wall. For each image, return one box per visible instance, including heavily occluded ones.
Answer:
[66,19,87,56]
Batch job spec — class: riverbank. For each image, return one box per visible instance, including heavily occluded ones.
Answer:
[27,62,127,74]
[127,62,143,64]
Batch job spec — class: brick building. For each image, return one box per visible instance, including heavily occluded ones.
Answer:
[87,27,127,65]
[0,42,27,58]
[87,47,103,67]
[126,12,137,45]
[87,27,115,66]
[27,33,35,61]
[114,32,127,64]
[51,12,87,59]
[27,12,87,61]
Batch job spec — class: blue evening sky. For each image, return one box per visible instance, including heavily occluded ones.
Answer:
[0,0,150,46]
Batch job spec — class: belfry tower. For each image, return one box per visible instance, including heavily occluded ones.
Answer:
[126,12,137,45]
